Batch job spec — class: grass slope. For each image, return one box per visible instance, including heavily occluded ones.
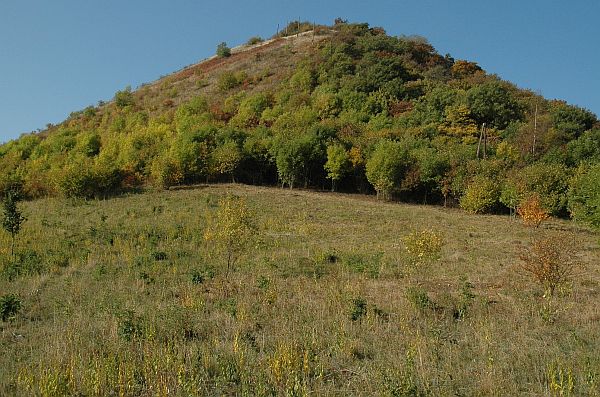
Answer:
[1,185,599,395]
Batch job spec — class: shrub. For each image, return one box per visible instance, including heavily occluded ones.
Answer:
[117,310,144,341]
[402,229,443,269]
[517,194,549,228]
[0,294,22,321]
[460,176,500,214]
[216,42,231,57]
[246,36,263,45]
[191,265,216,285]
[2,191,25,257]
[406,286,436,312]
[217,71,245,91]
[350,297,367,321]
[2,249,43,281]
[114,86,134,108]
[515,163,570,216]
[519,235,576,297]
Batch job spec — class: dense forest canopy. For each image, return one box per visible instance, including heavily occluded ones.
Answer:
[1,21,599,225]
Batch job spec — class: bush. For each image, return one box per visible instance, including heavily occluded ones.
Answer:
[460,176,500,214]
[0,294,22,321]
[520,235,576,296]
[406,286,436,312]
[402,229,443,269]
[246,36,263,45]
[114,86,134,108]
[517,194,549,228]
[2,249,43,281]
[217,71,245,92]
[216,42,231,57]
[350,297,367,321]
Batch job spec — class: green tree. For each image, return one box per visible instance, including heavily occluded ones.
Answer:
[499,180,521,219]
[324,144,350,191]
[551,102,597,141]
[365,140,410,200]
[2,192,25,258]
[467,81,523,129]
[272,133,322,189]
[568,164,600,228]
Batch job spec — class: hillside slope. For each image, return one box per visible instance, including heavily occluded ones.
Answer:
[1,184,599,395]
[1,20,599,225]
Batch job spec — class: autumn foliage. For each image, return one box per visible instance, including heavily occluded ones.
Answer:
[519,235,576,296]
[517,194,549,228]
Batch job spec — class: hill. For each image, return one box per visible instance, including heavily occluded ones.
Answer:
[1,20,600,226]
[1,184,599,395]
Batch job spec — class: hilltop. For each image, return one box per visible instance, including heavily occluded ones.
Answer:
[1,20,600,225]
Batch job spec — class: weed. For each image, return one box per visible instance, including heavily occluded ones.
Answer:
[191,265,216,284]
[350,297,368,322]
[402,229,443,270]
[406,286,436,312]
[138,271,155,285]
[453,276,475,320]
[547,362,575,396]
[117,310,143,341]
[0,294,22,321]
[256,275,271,291]
[151,250,168,261]
[2,249,43,281]
[343,251,382,278]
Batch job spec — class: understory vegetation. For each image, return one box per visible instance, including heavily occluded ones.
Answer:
[1,21,599,229]
[1,185,599,395]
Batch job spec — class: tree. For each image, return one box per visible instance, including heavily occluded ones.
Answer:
[272,133,322,189]
[520,235,576,297]
[216,42,231,57]
[324,144,350,191]
[211,141,242,182]
[204,195,256,277]
[499,180,521,219]
[2,192,25,258]
[365,140,411,200]
[568,164,600,228]
[467,81,523,129]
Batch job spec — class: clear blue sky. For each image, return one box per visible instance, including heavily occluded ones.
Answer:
[1,1,598,143]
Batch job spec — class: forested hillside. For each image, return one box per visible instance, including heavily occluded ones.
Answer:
[1,21,599,225]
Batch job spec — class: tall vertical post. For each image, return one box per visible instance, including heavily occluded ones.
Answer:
[532,103,538,156]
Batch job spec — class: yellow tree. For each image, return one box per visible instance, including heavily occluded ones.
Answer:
[204,195,256,277]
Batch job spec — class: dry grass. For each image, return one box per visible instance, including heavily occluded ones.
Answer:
[1,184,599,395]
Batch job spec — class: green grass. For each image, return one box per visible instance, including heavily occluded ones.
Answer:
[1,184,599,396]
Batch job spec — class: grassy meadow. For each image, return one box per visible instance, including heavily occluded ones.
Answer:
[1,184,599,396]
